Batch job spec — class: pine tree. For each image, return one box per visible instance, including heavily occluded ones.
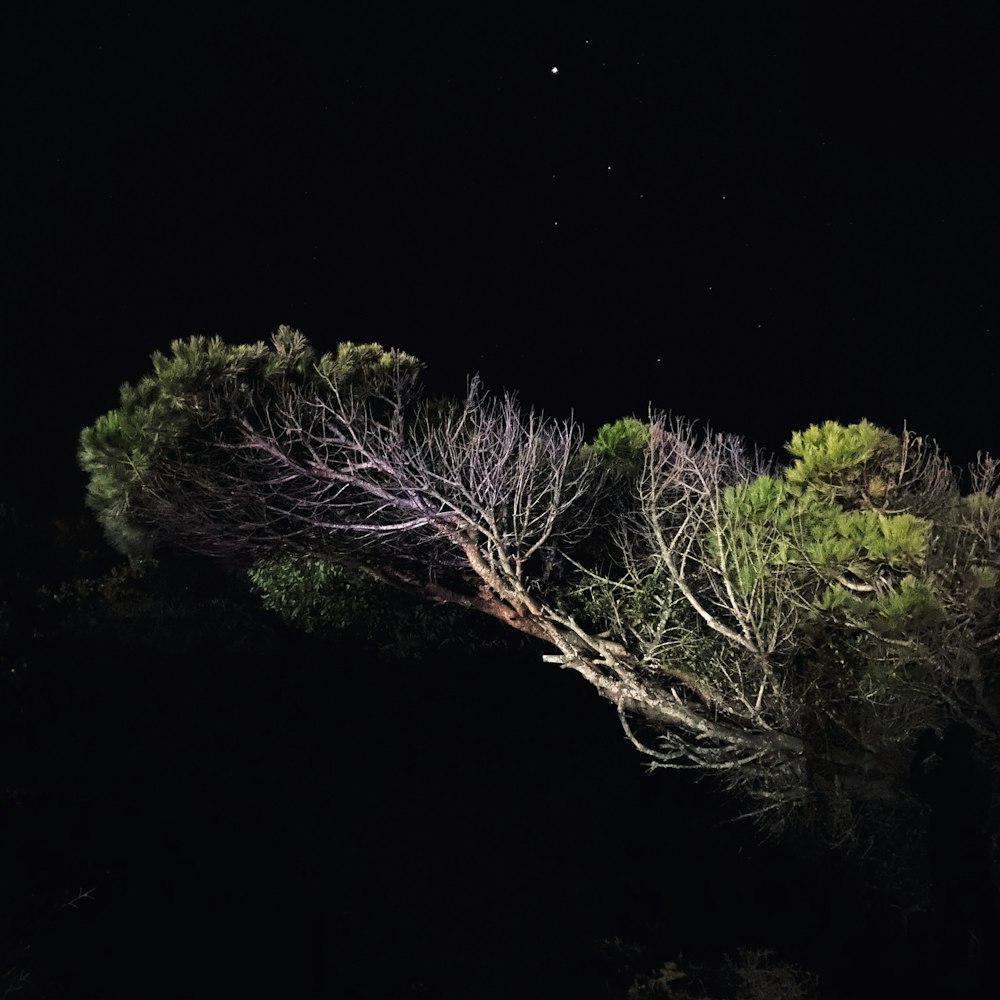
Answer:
[78,326,421,556]
[78,330,1000,850]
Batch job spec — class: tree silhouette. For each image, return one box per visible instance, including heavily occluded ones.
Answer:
[79,327,1000,845]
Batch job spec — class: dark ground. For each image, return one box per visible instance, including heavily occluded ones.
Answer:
[1,540,995,999]
[0,631,878,997]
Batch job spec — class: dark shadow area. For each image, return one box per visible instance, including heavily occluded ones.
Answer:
[0,628,948,997]
[0,614,852,997]
[906,722,1000,995]
[2,510,998,997]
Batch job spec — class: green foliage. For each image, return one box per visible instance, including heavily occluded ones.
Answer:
[567,568,724,681]
[248,555,511,658]
[722,474,792,521]
[783,419,905,510]
[875,573,940,628]
[572,572,666,635]
[248,556,378,635]
[715,475,797,592]
[584,416,650,479]
[796,506,931,571]
[716,423,936,624]
[78,327,422,557]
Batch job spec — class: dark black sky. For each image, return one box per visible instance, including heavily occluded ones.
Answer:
[5,7,1000,516]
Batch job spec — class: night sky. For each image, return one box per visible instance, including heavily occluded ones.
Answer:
[6,7,999,516]
[4,7,1000,997]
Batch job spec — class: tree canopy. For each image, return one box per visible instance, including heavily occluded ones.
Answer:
[79,327,1000,844]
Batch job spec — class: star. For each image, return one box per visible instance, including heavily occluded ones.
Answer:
[551,66,559,74]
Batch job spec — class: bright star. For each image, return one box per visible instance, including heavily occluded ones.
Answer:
[551,66,558,74]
